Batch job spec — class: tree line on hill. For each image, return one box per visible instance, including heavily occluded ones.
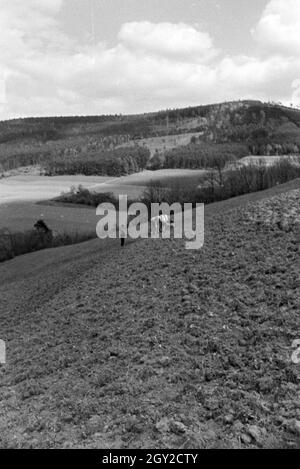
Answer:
[1,100,300,177]
[44,146,150,176]
[1,100,300,143]
[149,142,249,170]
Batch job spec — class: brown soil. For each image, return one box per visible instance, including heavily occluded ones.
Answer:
[0,181,299,449]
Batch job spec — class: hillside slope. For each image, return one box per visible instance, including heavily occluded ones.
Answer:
[1,100,300,174]
[0,180,299,449]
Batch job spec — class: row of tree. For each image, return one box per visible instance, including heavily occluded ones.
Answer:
[44,147,150,176]
[142,160,300,207]
[149,143,248,170]
[59,160,300,211]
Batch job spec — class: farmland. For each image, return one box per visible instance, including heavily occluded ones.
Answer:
[0,180,299,448]
[0,99,300,449]
[0,169,206,233]
[0,174,113,204]
[0,174,111,234]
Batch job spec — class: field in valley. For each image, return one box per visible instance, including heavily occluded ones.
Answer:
[0,179,299,449]
[109,169,207,187]
[0,174,114,204]
[0,201,98,234]
[0,170,206,233]
[0,175,111,234]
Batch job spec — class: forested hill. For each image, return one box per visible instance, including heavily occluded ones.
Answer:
[1,100,300,144]
[1,100,300,175]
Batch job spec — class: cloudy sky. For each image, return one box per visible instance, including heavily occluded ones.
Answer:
[0,0,300,119]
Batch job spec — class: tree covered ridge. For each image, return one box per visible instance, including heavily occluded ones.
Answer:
[1,100,300,176]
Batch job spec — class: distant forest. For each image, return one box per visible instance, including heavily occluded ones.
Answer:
[1,100,300,176]
[44,147,150,176]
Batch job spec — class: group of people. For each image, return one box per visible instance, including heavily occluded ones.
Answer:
[34,216,172,249]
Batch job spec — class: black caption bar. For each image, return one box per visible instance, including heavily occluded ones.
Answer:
[0,449,293,465]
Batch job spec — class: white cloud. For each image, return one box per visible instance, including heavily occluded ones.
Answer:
[0,0,72,65]
[252,0,300,56]
[292,79,300,105]
[0,75,6,120]
[1,0,300,119]
[219,54,299,96]
[118,21,216,62]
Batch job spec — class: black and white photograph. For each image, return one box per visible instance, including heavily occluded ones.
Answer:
[0,0,299,453]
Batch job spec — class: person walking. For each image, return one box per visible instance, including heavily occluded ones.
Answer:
[120,224,126,247]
